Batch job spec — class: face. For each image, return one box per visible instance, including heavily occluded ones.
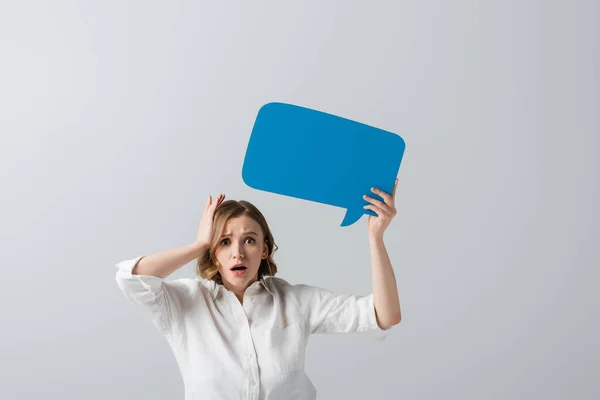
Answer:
[214,214,268,291]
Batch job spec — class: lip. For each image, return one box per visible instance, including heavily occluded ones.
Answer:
[231,268,247,277]
[230,263,246,270]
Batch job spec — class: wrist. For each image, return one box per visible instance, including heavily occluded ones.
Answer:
[368,232,384,243]
[190,241,210,255]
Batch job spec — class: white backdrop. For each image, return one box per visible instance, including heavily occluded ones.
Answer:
[1,1,598,399]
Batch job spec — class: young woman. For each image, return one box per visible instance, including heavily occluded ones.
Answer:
[115,180,402,400]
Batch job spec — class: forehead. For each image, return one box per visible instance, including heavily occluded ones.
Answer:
[223,215,263,235]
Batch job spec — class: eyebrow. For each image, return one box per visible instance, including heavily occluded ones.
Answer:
[220,231,259,238]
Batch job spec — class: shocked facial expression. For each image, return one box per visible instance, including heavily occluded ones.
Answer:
[214,215,268,289]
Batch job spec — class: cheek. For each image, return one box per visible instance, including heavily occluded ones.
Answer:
[214,250,227,268]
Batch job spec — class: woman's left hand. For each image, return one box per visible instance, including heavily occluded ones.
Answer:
[363,178,398,239]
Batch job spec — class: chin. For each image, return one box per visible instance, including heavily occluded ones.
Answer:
[225,270,258,282]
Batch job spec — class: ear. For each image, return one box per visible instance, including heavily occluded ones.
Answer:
[262,243,269,259]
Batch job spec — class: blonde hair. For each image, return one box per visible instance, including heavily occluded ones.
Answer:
[196,199,278,284]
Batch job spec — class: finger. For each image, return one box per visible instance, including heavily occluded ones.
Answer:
[392,179,398,198]
[370,187,394,206]
[363,204,383,216]
[214,194,225,210]
[363,194,387,210]
[207,197,218,215]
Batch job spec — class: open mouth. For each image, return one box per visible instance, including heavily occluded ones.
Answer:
[231,265,247,271]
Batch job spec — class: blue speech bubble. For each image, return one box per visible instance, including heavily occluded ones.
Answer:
[242,102,405,226]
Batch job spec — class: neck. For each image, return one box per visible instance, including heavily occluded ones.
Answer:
[223,275,259,303]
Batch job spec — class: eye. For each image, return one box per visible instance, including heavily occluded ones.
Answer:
[219,237,255,246]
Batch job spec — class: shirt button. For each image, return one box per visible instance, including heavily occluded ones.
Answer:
[250,380,256,386]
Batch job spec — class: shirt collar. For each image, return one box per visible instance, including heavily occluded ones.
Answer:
[200,276,274,301]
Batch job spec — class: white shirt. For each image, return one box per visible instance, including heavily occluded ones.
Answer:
[115,255,393,400]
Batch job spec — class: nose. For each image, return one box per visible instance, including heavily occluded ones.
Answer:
[232,242,245,260]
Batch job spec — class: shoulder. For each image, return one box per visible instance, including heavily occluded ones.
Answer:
[266,276,325,301]
[265,276,298,293]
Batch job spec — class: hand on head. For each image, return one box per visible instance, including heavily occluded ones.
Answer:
[196,194,226,247]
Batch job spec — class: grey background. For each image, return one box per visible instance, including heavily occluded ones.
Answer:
[1,0,598,399]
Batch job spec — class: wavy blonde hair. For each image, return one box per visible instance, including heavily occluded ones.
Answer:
[196,199,278,284]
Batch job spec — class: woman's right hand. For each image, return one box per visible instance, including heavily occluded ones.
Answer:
[195,194,225,249]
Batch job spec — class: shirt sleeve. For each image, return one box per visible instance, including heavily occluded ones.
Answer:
[114,255,194,336]
[290,283,395,341]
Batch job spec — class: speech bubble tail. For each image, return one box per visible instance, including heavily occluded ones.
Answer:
[340,209,363,227]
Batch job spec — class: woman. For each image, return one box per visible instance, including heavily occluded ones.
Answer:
[115,180,402,400]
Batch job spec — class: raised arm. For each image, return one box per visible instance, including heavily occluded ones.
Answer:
[132,194,225,278]
[114,194,226,334]
[363,179,402,329]
[132,242,207,278]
